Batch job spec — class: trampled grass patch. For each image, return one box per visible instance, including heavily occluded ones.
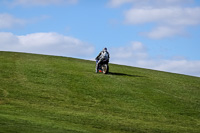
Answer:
[0,51,200,133]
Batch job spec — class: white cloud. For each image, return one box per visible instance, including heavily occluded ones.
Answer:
[110,42,147,59]
[0,32,20,46]
[125,7,200,26]
[108,0,200,39]
[110,42,200,77]
[108,0,133,7]
[125,7,200,39]
[153,60,200,76]
[0,32,94,58]
[108,0,194,8]
[142,26,184,39]
[0,13,26,29]
[5,0,78,7]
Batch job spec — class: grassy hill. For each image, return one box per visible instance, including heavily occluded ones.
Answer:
[0,51,200,133]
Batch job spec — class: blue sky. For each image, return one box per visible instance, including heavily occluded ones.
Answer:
[0,0,200,77]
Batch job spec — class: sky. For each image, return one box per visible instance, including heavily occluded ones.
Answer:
[0,0,200,77]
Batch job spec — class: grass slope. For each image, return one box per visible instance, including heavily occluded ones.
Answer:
[0,51,200,133]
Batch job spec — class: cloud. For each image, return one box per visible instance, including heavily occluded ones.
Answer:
[0,13,26,29]
[142,26,185,39]
[153,60,200,77]
[108,0,200,39]
[110,42,200,77]
[108,0,194,8]
[107,0,133,8]
[4,0,78,7]
[126,7,200,39]
[0,32,94,58]
[110,42,147,60]
[125,7,200,25]
[110,42,150,68]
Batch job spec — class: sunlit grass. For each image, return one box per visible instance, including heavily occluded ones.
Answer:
[0,51,200,133]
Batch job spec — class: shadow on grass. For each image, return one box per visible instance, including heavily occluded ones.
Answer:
[108,72,144,77]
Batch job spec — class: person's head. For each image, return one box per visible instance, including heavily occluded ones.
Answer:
[103,47,107,51]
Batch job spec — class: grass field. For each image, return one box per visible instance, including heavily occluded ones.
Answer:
[0,51,200,133]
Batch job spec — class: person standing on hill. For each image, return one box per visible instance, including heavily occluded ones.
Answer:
[95,47,110,73]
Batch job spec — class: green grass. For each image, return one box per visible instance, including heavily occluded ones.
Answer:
[0,51,200,133]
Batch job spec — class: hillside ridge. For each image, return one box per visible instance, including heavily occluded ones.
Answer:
[0,51,200,133]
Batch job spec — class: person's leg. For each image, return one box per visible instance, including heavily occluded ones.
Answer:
[96,60,99,73]
[96,64,98,73]
[96,59,102,73]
